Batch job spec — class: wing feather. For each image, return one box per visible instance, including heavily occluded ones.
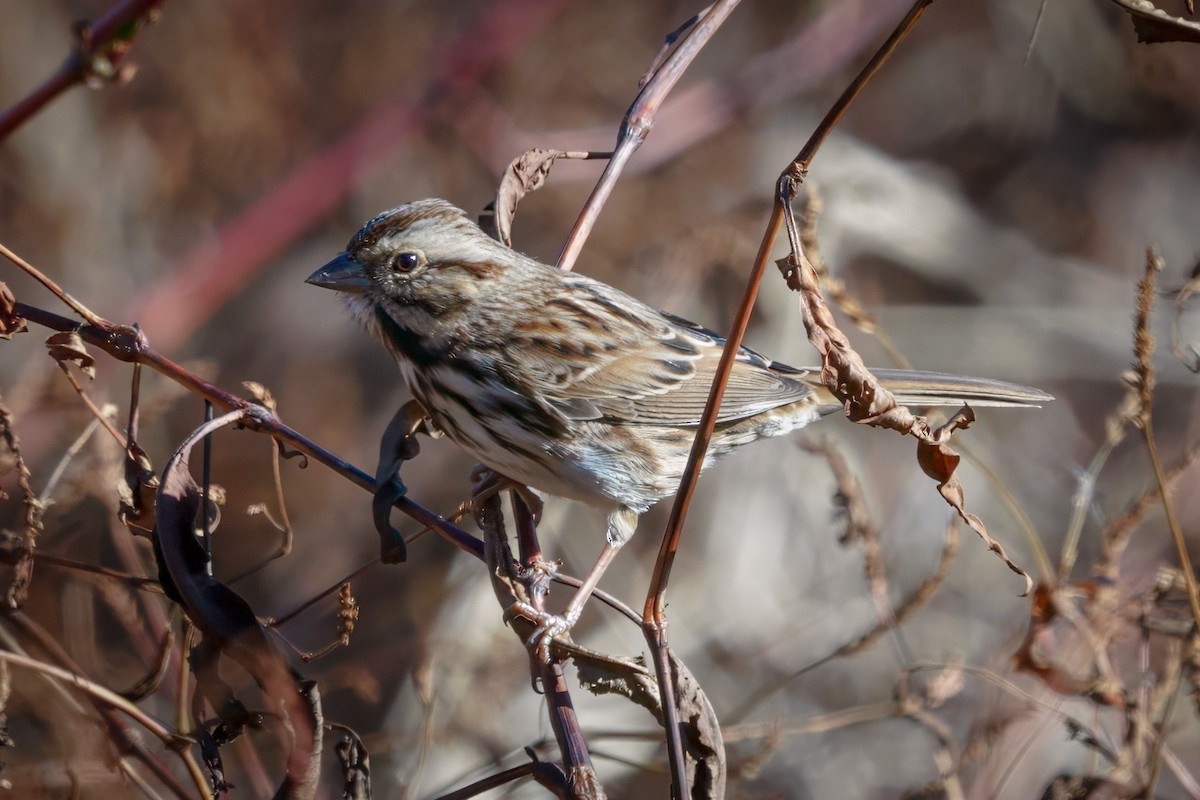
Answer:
[500,274,813,426]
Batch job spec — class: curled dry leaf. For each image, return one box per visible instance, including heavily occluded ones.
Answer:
[915,407,973,483]
[1107,0,1200,44]
[918,407,1033,595]
[371,400,434,563]
[575,652,661,718]
[118,440,158,536]
[493,149,596,246]
[776,256,930,439]
[672,654,727,799]
[45,331,96,379]
[157,410,320,795]
[574,650,726,798]
[0,283,26,339]
[332,724,371,800]
[779,220,1030,594]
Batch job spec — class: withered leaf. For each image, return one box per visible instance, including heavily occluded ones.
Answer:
[917,440,960,484]
[118,440,158,536]
[0,283,26,339]
[916,406,1032,594]
[157,413,318,795]
[915,406,973,482]
[46,331,96,379]
[493,149,594,246]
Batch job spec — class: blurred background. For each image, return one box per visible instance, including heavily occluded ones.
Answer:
[1,0,1199,797]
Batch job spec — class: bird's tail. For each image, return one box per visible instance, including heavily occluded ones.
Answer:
[711,369,1048,458]
[840,369,1052,409]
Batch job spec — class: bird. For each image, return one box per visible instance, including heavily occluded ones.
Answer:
[306,198,1050,649]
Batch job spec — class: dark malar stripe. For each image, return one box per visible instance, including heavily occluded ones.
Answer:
[373,307,449,368]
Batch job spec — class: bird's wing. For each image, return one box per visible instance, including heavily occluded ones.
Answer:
[500,274,814,426]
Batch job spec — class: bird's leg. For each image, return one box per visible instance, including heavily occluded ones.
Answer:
[373,399,441,564]
[519,506,638,663]
[470,466,552,588]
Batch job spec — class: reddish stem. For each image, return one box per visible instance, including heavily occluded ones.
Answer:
[0,0,167,140]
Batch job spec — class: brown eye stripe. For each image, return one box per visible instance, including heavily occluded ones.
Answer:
[448,259,504,279]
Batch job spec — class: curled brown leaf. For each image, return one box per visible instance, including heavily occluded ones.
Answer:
[0,283,26,339]
[46,331,96,379]
[157,409,320,795]
[492,149,606,247]
[118,440,158,537]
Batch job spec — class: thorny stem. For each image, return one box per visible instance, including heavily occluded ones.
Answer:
[474,488,598,796]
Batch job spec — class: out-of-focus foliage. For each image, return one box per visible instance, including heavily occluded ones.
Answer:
[0,1,1198,797]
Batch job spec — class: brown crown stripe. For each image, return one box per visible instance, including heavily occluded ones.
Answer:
[349,201,471,251]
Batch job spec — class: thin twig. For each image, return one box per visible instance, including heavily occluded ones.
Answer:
[28,552,160,591]
[1130,249,1200,629]
[642,8,935,797]
[0,652,186,753]
[15,300,485,562]
[39,415,106,503]
[556,0,742,271]
[0,0,166,140]
[0,242,104,325]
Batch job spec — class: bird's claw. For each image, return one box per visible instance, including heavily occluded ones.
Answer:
[506,601,579,663]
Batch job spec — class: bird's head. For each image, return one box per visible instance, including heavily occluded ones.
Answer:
[306,199,512,317]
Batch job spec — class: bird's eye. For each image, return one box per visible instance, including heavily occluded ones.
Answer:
[392,251,425,274]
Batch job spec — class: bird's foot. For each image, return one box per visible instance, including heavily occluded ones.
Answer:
[506,601,580,664]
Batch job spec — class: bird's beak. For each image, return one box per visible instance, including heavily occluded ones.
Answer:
[305,252,372,293]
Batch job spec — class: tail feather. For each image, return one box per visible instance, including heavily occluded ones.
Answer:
[872,369,1051,408]
[808,369,1051,410]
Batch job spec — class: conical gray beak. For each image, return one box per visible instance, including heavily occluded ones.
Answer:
[305,252,371,293]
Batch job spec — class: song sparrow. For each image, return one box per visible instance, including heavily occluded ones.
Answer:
[307,199,1049,646]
